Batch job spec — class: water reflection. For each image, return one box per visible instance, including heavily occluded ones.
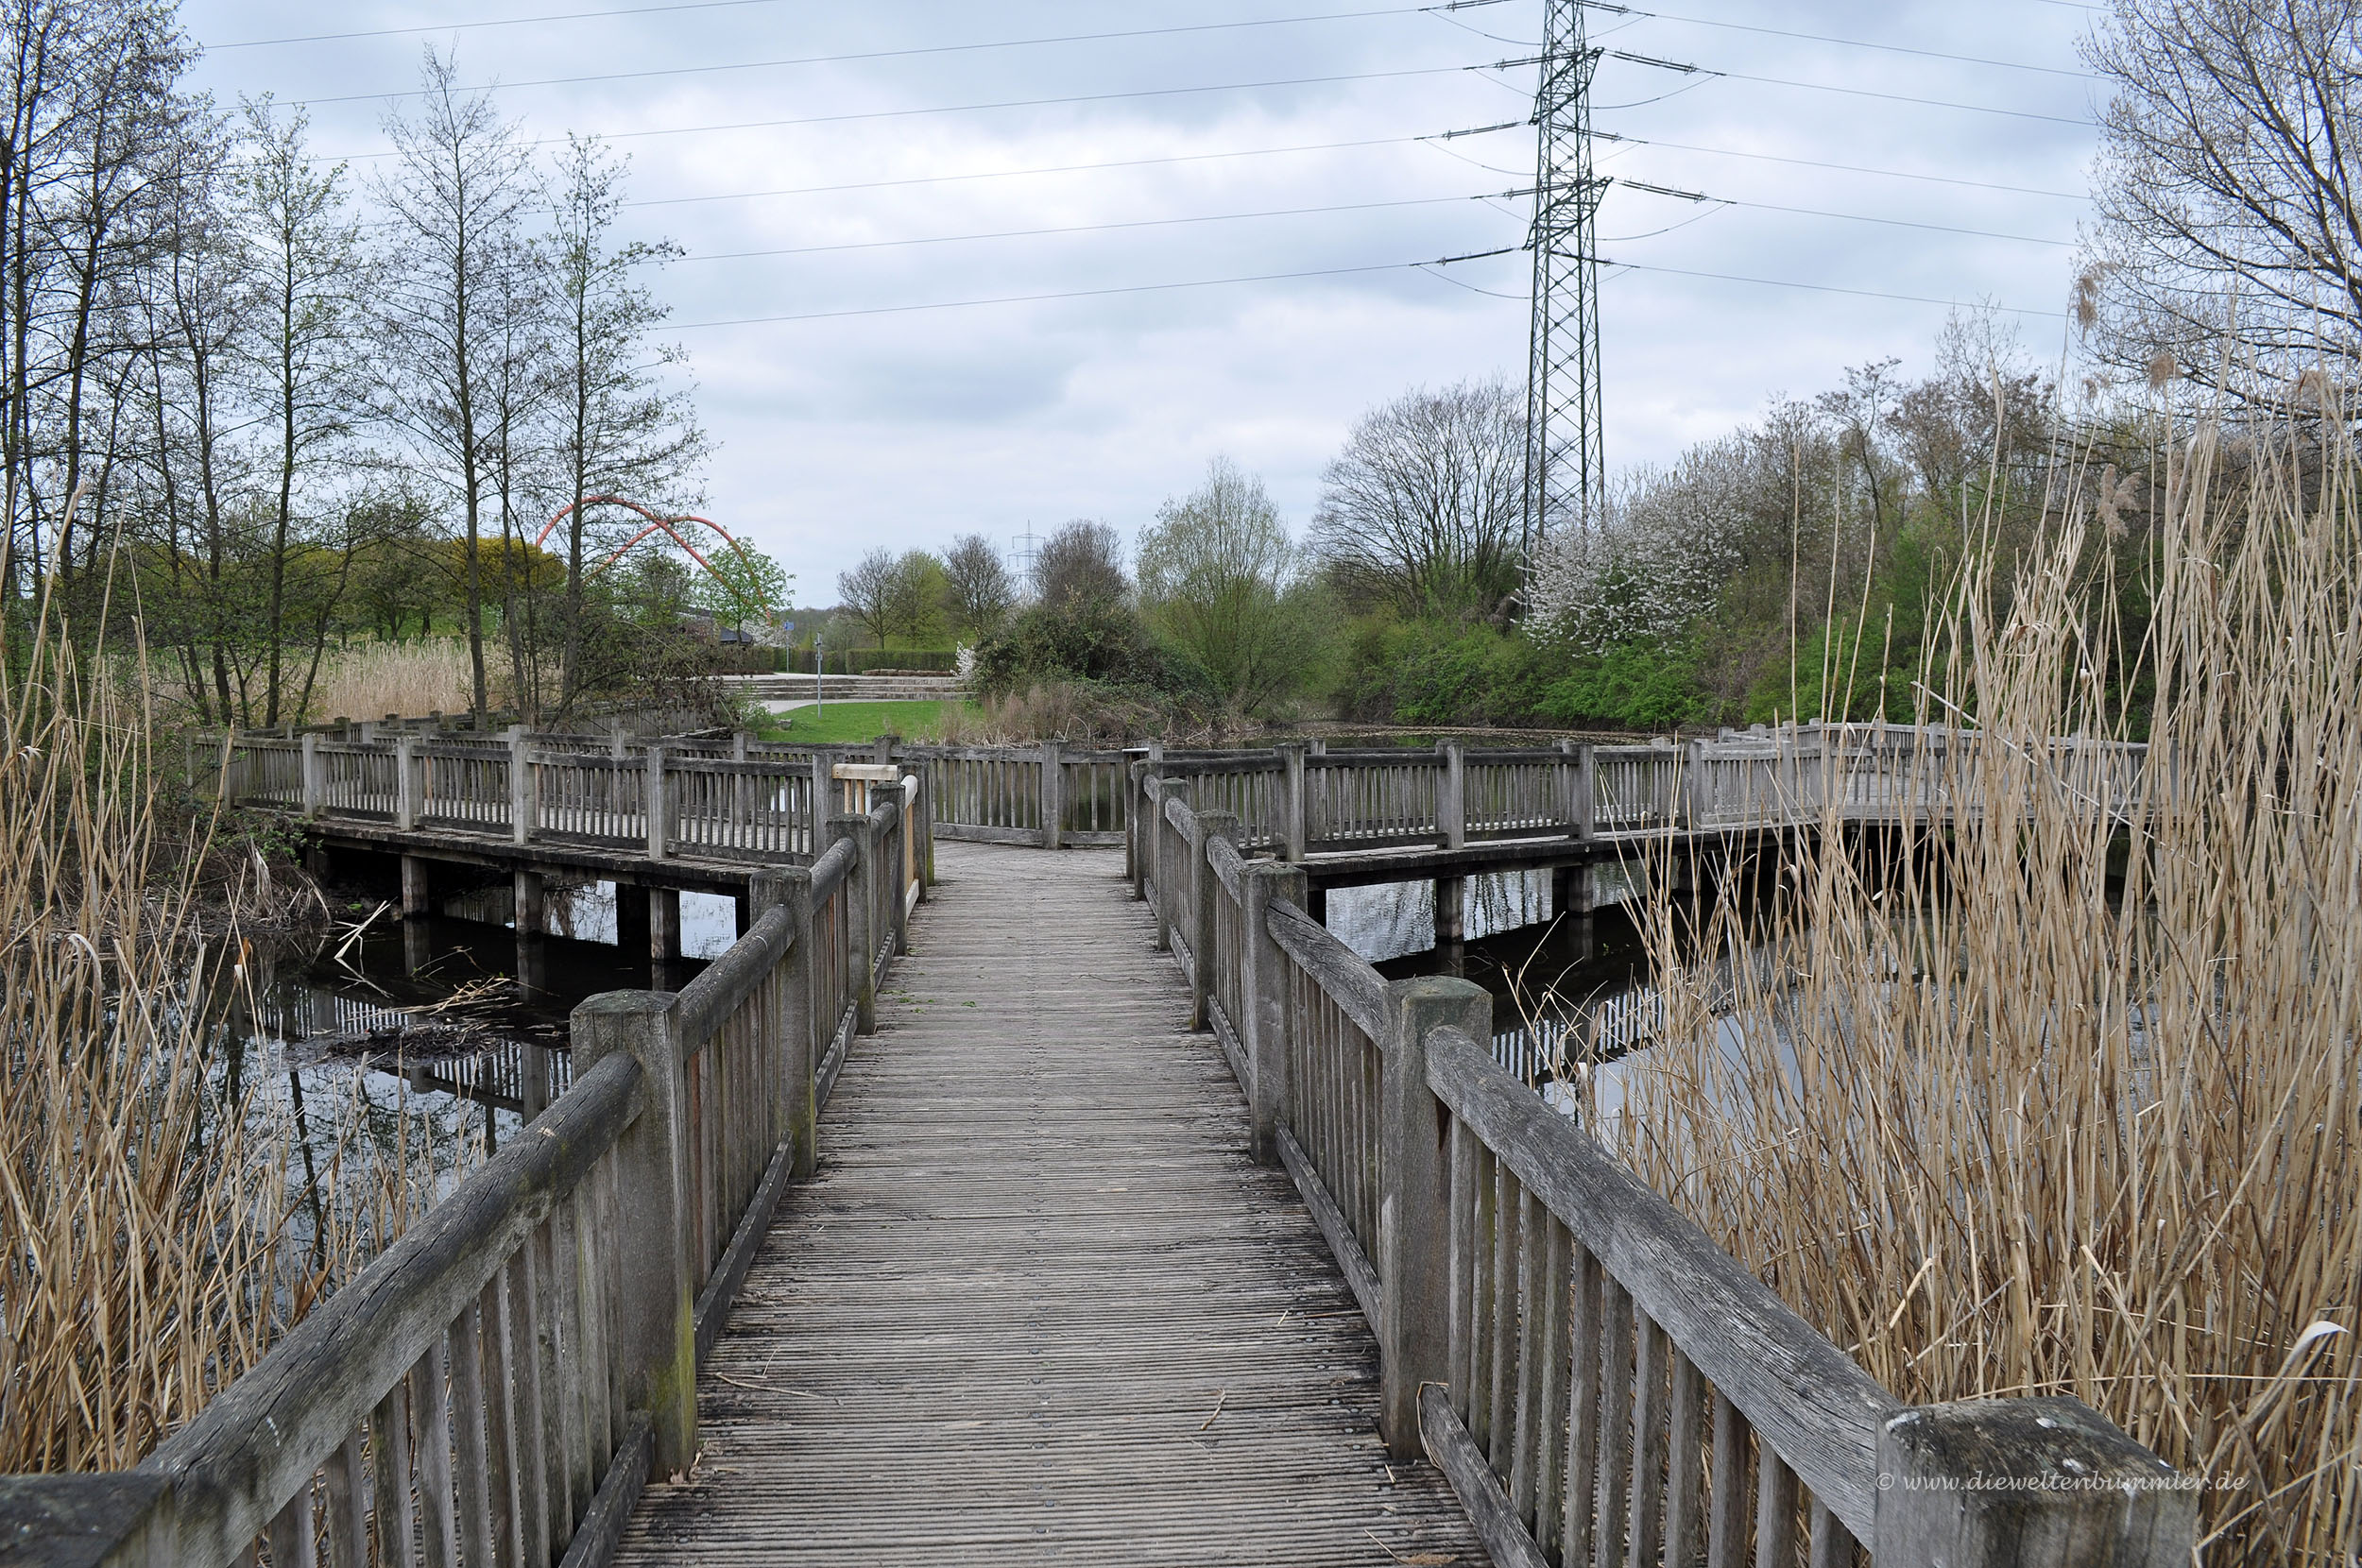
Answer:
[230,877,733,1281]
[1320,862,1665,1099]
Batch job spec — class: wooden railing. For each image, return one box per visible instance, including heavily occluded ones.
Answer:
[1139,781,2197,1568]
[916,741,1130,849]
[1127,724,2152,869]
[212,730,900,865]
[0,793,925,1568]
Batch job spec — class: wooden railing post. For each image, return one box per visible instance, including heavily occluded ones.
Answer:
[1873,1397,2197,1567]
[1439,740,1467,849]
[1125,760,1145,895]
[809,752,833,851]
[300,732,322,819]
[752,868,818,1179]
[508,724,534,844]
[834,812,877,1034]
[1278,741,1309,861]
[1576,742,1597,841]
[887,798,911,958]
[1040,739,1064,850]
[1241,860,1308,1166]
[1378,975,1490,1460]
[1682,737,1708,829]
[1189,810,1237,1031]
[645,744,669,861]
[1150,778,1174,952]
[570,991,698,1475]
[394,735,418,831]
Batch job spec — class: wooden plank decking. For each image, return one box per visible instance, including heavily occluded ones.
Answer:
[613,840,1481,1566]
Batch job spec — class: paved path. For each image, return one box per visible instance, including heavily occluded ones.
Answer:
[613,840,1481,1566]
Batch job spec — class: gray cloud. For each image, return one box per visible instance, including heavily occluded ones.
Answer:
[187,0,2098,598]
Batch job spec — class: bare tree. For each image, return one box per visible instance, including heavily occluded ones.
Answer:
[837,546,895,644]
[1035,519,1126,609]
[2082,0,2362,391]
[232,96,359,725]
[370,48,538,723]
[1309,375,1522,619]
[544,132,702,713]
[942,531,1012,638]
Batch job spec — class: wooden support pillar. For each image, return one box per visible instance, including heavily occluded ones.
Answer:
[570,992,698,1476]
[303,842,332,882]
[513,869,544,935]
[615,882,651,958]
[733,887,752,937]
[515,924,547,998]
[1378,976,1490,1460]
[1241,860,1309,1166]
[402,918,432,977]
[519,1043,551,1120]
[400,854,431,918]
[1551,860,1592,921]
[1306,881,1328,926]
[650,887,682,962]
[1433,875,1465,955]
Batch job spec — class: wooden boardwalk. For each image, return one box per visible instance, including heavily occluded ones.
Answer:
[613,840,1481,1566]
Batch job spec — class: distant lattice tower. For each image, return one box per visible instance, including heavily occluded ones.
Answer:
[1523,0,1609,568]
[1009,527,1041,598]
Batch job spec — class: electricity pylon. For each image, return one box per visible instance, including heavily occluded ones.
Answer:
[1522,0,1609,571]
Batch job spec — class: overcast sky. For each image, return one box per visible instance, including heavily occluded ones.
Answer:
[180,0,2100,607]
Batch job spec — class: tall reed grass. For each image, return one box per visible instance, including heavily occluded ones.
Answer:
[304,638,484,722]
[1620,421,2360,1561]
[0,578,472,1471]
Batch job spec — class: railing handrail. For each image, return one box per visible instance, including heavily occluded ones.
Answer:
[1135,755,2194,1567]
[1423,1023,1895,1538]
[137,1049,644,1563]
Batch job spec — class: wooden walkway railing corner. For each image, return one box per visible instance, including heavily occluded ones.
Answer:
[0,786,924,1568]
[1138,768,2198,1568]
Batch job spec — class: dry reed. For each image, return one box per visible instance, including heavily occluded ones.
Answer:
[304,638,485,723]
[1618,419,2361,1561]
[0,578,475,1471]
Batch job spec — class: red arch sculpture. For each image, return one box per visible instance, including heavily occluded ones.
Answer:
[532,496,774,613]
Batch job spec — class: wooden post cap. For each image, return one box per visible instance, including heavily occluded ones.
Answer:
[1874,1396,2197,1568]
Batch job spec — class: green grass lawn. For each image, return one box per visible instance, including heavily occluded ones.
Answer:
[756,699,980,744]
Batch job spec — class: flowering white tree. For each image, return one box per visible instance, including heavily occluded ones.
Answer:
[1527,438,1752,653]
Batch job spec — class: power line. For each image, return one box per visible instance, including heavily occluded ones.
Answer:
[1600,257,2067,317]
[1487,52,2095,127]
[663,249,1515,329]
[1582,3,2096,78]
[1615,184,2071,247]
[1424,123,2087,200]
[625,133,1434,209]
[1603,133,2084,200]
[316,64,1475,155]
[291,10,1446,105]
[676,193,1508,262]
[214,0,794,49]
[1716,66,2092,126]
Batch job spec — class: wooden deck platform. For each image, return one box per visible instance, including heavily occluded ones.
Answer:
[612,840,1481,1566]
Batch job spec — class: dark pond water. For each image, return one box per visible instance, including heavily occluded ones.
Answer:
[1320,865,1667,1107]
